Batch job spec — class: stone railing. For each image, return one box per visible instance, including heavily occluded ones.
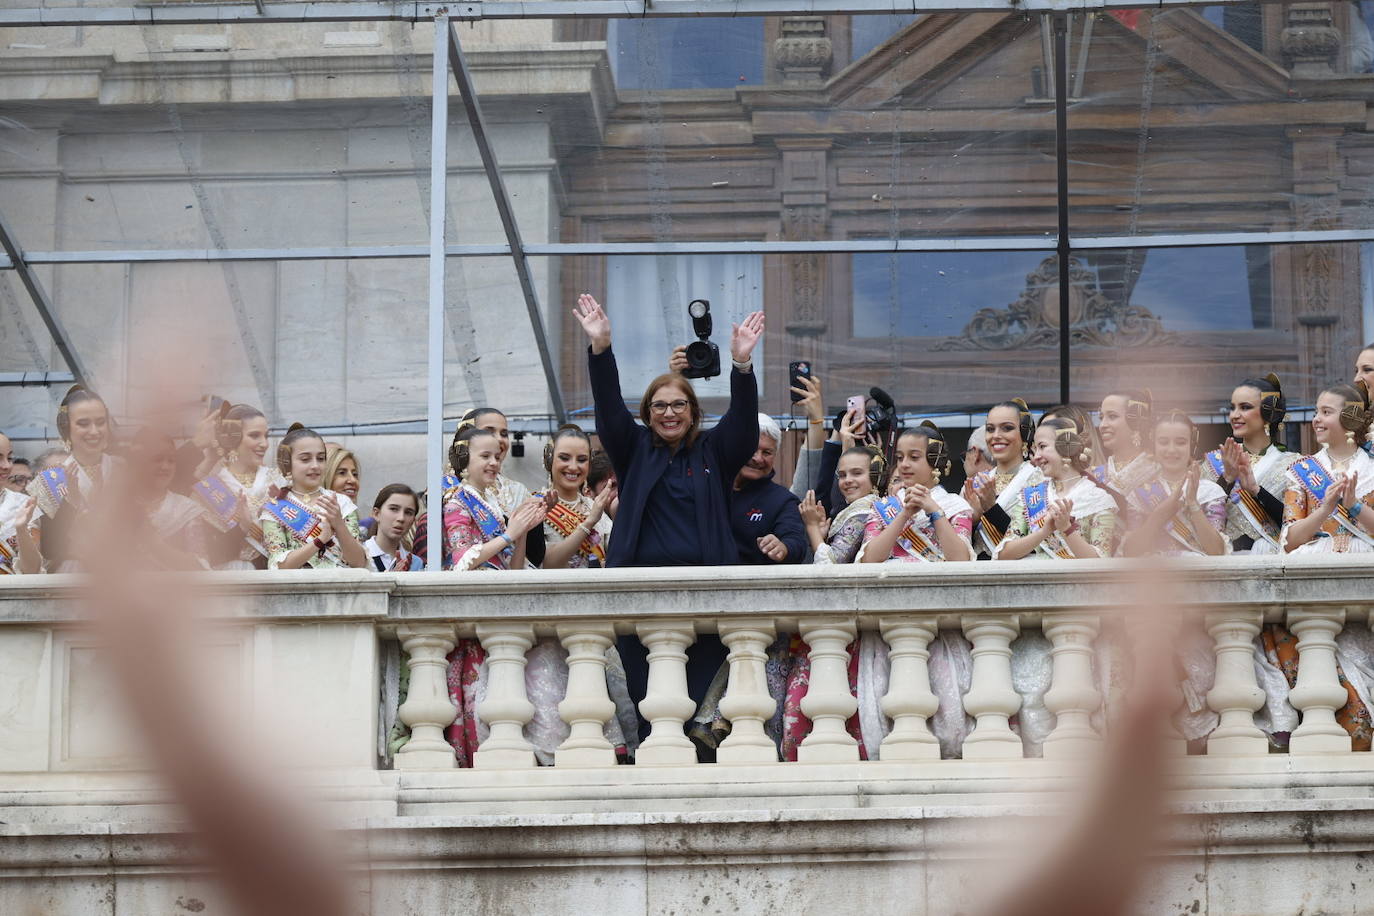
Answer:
[5,556,1374,777]
[7,558,1374,914]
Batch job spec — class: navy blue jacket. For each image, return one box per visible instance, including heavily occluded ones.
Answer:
[589,347,759,568]
[731,473,808,565]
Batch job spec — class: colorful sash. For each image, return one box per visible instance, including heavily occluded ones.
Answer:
[39,467,69,510]
[1290,457,1374,547]
[1205,449,1279,549]
[1088,465,1109,486]
[1132,481,1205,554]
[541,495,606,565]
[1024,481,1072,559]
[873,494,943,562]
[192,475,240,533]
[0,536,13,574]
[442,474,459,491]
[451,486,512,569]
[1204,449,1225,482]
[263,496,326,546]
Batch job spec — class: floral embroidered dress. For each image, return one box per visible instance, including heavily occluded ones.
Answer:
[993,475,1118,560]
[0,487,29,574]
[1092,451,1159,502]
[213,463,287,570]
[857,486,975,563]
[1198,443,1298,555]
[970,460,1040,556]
[812,493,877,565]
[145,491,215,568]
[539,491,611,569]
[260,489,362,570]
[1280,446,1374,555]
[1123,475,1229,557]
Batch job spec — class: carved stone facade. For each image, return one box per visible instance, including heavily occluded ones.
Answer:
[934,256,1180,352]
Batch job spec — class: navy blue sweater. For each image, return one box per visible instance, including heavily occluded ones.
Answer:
[730,473,808,565]
[589,347,759,568]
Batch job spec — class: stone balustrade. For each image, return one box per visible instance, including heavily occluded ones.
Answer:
[6,557,1374,914]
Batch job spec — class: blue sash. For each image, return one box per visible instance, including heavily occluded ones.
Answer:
[263,497,325,544]
[873,494,941,561]
[442,474,459,491]
[0,536,13,574]
[1088,465,1109,486]
[39,467,69,509]
[1133,481,1203,552]
[192,475,240,532]
[1023,481,1072,558]
[451,487,512,568]
[1290,458,1374,545]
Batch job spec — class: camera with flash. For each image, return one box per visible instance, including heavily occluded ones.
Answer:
[682,299,721,380]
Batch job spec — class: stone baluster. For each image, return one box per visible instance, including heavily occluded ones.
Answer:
[878,617,941,761]
[634,622,698,766]
[960,615,1023,759]
[1287,607,1352,754]
[394,625,459,769]
[1041,613,1102,758]
[798,618,859,763]
[555,624,618,767]
[1205,610,1268,756]
[1123,610,1188,756]
[716,619,779,764]
[473,623,536,769]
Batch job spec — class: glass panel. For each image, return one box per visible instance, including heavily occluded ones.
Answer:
[0,21,502,254]
[1068,4,1374,238]
[483,13,1057,245]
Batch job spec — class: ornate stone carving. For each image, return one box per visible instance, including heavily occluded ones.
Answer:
[774,17,832,84]
[783,203,827,332]
[1282,3,1342,78]
[934,255,1180,351]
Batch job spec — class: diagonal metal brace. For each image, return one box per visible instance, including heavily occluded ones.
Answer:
[447,23,567,424]
[0,208,89,388]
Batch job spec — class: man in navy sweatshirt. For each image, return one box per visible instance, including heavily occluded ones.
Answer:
[731,413,808,564]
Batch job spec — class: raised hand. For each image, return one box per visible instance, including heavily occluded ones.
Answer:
[668,345,688,374]
[799,490,827,531]
[1234,447,1259,495]
[790,374,823,422]
[1183,464,1200,505]
[730,310,765,364]
[839,408,864,451]
[15,495,36,530]
[572,293,612,354]
[588,484,614,525]
[192,407,220,451]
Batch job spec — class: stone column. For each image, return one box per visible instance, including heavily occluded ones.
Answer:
[798,618,860,763]
[394,625,459,769]
[1123,610,1188,756]
[554,623,618,767]
[717,619,779,764]
[634,622,698,766]
[1282,3,1342,78]
[1288,607,1353,754]
[1205,610,1269,756]
[879,617,941,761]
[960,615,1024,759]
[1041,613,1102,758]
[473,623,536,769]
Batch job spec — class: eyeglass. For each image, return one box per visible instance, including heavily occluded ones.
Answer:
[650,400,690,416]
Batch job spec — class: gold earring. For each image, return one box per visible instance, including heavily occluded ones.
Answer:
[931,470,941,485]
[1062,456,1072,469]
[1347,430,1356,447]
[1131,431,1141,448]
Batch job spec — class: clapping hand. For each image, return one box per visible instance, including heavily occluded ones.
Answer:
[506,497,547,540]
[1220,437,1245,485]
[799,490,828,535]
[1051,498,1075,533]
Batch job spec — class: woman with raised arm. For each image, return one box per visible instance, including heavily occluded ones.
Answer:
[994,418,1119,561]
[1280,381,1374,555]
[1094,389,1160,498]
[26,385,122,573]
[574,292,763,749]
[1121,410,1227,558]
[963,399,1043,557]
[859,422,974,564]
[187,404,285,570]
[1198,374,1299,554]
[260,425,367,571]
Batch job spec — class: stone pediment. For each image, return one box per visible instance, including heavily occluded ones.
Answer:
[825,9,1291,114]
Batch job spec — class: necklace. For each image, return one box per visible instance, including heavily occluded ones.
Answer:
[228,464,257,488]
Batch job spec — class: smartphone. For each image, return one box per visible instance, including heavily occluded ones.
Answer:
[846,394,865,417]
[788,361,812,403]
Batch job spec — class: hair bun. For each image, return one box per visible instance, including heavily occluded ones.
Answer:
[285,422,305,434]
[1264,373,1282,391]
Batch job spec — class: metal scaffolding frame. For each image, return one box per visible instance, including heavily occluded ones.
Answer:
[0,0,1359,450]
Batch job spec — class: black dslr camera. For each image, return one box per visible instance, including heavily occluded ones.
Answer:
[682,299,721,380]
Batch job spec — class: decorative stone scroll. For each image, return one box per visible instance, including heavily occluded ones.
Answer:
[934,255,1180,351]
